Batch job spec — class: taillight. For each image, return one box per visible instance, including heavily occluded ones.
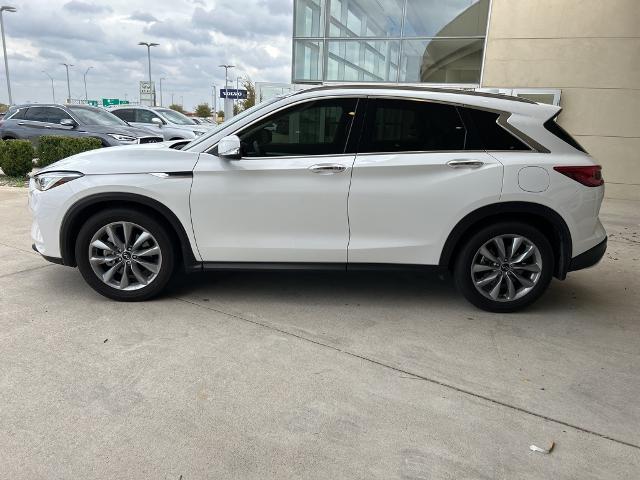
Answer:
[553,165,603,187]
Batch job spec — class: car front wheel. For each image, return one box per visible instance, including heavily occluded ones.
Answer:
[75,208,175,301]
[454,222,554,312]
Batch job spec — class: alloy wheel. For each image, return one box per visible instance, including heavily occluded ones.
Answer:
[471,234,543,302]
[88,221,163,291]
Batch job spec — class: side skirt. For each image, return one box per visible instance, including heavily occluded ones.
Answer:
[197,262,445,273]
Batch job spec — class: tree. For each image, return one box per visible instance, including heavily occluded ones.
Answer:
[217,110,224,121]
[195,103,212,117]
[0,103,9,114]
[169,103,185,113]
[239,76,256,112]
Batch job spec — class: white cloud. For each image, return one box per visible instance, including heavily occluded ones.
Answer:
[1,0,293,109]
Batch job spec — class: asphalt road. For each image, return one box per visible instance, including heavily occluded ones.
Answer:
[1,186,639,479]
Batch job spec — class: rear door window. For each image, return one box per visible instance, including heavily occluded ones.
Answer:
[359,99,467,153]
[24,107,49,123]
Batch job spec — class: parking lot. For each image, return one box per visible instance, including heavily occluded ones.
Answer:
[1,185,639,479]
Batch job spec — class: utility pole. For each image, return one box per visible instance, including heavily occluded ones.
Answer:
[61,63,73,103]
[0,5,16,104]
[138,41,159,105]
[211,84,216,117]
[83,66,93,101]
[42,70,55,103]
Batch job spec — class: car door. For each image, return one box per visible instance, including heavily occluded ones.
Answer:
[19,106,49,141]
[347,98,503,266]
[190,97,361,263]
[40,107,79,138]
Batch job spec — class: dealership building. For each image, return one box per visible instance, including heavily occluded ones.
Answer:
[292,0,639,200]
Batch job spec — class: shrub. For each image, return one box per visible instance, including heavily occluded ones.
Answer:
[0,140,35,177]
[37,136,103,167]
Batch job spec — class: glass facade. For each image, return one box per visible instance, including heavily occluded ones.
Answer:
[293,0,489,84]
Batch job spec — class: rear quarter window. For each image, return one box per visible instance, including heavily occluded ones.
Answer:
[544,118,587,153]
[459,108,530,151]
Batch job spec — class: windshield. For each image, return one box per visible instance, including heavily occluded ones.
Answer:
[183,96,286,151]
[68,106,128,126]
[156,108,196,125]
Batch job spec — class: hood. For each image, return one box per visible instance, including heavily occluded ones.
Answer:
[38,143,200,175]
[80,124,160,137]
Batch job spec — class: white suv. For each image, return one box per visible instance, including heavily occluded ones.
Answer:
[29,86,607,312]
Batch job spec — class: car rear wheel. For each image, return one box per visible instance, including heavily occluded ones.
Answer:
[454,222,553,312]
[75,208,175,301]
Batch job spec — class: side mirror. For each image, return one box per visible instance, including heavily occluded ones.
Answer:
[60,118,76,128]
[151,117,163,127]
[218,135,241,160]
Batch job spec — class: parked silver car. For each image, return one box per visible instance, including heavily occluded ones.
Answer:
[0,104,163,146]
[109,106,209,140]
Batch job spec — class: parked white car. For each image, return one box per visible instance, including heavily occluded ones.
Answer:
[29,86,606,312]
[109,105,209,140]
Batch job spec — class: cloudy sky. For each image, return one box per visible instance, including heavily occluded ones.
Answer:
[1,0,293,109]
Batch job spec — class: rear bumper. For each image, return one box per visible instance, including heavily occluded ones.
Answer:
[569,237,607,272]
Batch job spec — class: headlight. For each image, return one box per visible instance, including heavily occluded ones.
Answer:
[193,130,204,136]
[108,133,138,143]
[32,171,84,191]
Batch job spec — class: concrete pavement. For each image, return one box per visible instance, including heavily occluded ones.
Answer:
[0,186,639,479]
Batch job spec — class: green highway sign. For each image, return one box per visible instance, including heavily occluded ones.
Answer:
[102,98,120,107]
[87,100,98,107]
[120,100,130,105]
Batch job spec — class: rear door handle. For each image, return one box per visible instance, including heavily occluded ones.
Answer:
[447,159,484,169]
[309,163,346,175]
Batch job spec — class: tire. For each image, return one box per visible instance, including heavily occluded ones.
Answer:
[454,222,554,313]
[75,208,175,301]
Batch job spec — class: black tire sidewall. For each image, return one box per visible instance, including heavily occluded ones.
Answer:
[454,222,554,313]
[75,208,175,301]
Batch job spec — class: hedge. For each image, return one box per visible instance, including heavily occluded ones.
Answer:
[0,140,35,177]
[37,136,103,168]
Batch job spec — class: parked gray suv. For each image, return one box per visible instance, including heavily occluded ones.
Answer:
[109,106,209,140]
[0,104,163,146]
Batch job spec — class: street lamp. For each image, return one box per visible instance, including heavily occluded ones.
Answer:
[42,70,55,103]
[138,41,159,105]
[219,64,234,119]
[83,66,93,101]
[159,77,165,107]
[60,63,73,103]
[0,5,16,104]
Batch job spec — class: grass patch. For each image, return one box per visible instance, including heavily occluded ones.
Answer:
[0,174,29,187]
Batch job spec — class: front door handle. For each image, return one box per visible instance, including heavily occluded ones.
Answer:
[447,159,484,169]
[309,163,346,175]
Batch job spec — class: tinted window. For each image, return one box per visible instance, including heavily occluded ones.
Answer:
[24,107,50,122]
[136,109,158,124]
[69,106,127,126]
[47,107,72,124]
[112,109,135,123]
[460,108,530,151]
[237,98,358,157]
[359,99,466,153]
[8,107,26,120]
[544,118,586,153]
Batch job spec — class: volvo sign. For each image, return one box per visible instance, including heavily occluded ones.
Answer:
[220,88,248,100]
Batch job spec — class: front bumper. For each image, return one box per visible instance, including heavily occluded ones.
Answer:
[32,243,65,265]
[569,237,607,272]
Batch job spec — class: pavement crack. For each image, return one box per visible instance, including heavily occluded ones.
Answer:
[0,263,53,279]
[176,295,640,452]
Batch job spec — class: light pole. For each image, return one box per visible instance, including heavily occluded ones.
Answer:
[138,41,159,105]
[180,95,183,108]
[219,64,234,120]
[0,5,16,104]
[60,63,73,103]
[159,77,165,106]
[83,66,93,101]
[42,70,55,103]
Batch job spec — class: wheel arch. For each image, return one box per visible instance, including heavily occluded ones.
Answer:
[439,202,572,279]
[60,192,199,270]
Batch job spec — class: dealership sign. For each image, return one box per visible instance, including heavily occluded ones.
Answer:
[220,88,248,99]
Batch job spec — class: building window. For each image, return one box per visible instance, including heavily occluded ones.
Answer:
[292,0,490,84]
